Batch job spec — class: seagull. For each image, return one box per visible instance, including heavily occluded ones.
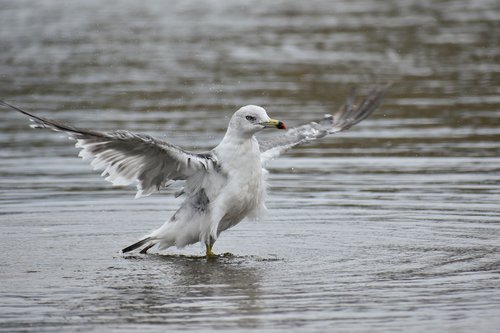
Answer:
[1,86,387,257]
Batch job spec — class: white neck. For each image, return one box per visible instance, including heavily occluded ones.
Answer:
[215,130,261,166]
[220,126,255,145]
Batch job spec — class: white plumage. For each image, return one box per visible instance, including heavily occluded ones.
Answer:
[1,86,387,257]
[138,106,278,255]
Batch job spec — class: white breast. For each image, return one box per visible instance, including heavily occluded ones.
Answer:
[213,137,267,232]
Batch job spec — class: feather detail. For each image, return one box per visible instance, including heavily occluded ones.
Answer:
[0,99,217,198]
[258,84,390,163]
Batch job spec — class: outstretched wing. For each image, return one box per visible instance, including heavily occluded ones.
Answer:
[1,100,215,198]
[258,85,389,163]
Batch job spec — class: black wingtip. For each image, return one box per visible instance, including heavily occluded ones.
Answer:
[1,99,108,138]
[0,99,33,117]
[332,83,391,133]
[122,237,152,253]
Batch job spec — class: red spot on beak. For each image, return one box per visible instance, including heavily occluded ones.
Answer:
[278,121,286,130]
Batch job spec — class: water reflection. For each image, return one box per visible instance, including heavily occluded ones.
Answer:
[89,255,264,327]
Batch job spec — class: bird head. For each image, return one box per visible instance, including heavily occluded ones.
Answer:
[228,105,286,138]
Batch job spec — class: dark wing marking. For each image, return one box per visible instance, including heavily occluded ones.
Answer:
[1,100,216,198]
[258,84,389,162]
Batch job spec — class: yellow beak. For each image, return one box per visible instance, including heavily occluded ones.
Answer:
[260,118,287,130]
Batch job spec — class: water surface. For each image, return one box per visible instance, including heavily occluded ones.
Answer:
[1,0,499,332]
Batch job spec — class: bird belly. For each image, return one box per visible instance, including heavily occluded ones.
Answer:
[216,167,267,234]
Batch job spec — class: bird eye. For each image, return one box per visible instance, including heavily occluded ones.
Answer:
[245,115,256,122]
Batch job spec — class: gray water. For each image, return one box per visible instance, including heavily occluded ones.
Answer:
[1,0,499,332]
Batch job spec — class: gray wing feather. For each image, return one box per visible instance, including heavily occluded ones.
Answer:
[258,85,389,163]
[1,100,214,198]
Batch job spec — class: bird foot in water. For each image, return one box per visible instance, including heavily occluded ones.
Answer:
[205,244,216,259]
[206,251,235,260]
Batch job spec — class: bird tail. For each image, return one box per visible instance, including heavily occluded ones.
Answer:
[122,237,152,253]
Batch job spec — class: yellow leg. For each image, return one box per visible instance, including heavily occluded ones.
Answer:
[205,243,216,258]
